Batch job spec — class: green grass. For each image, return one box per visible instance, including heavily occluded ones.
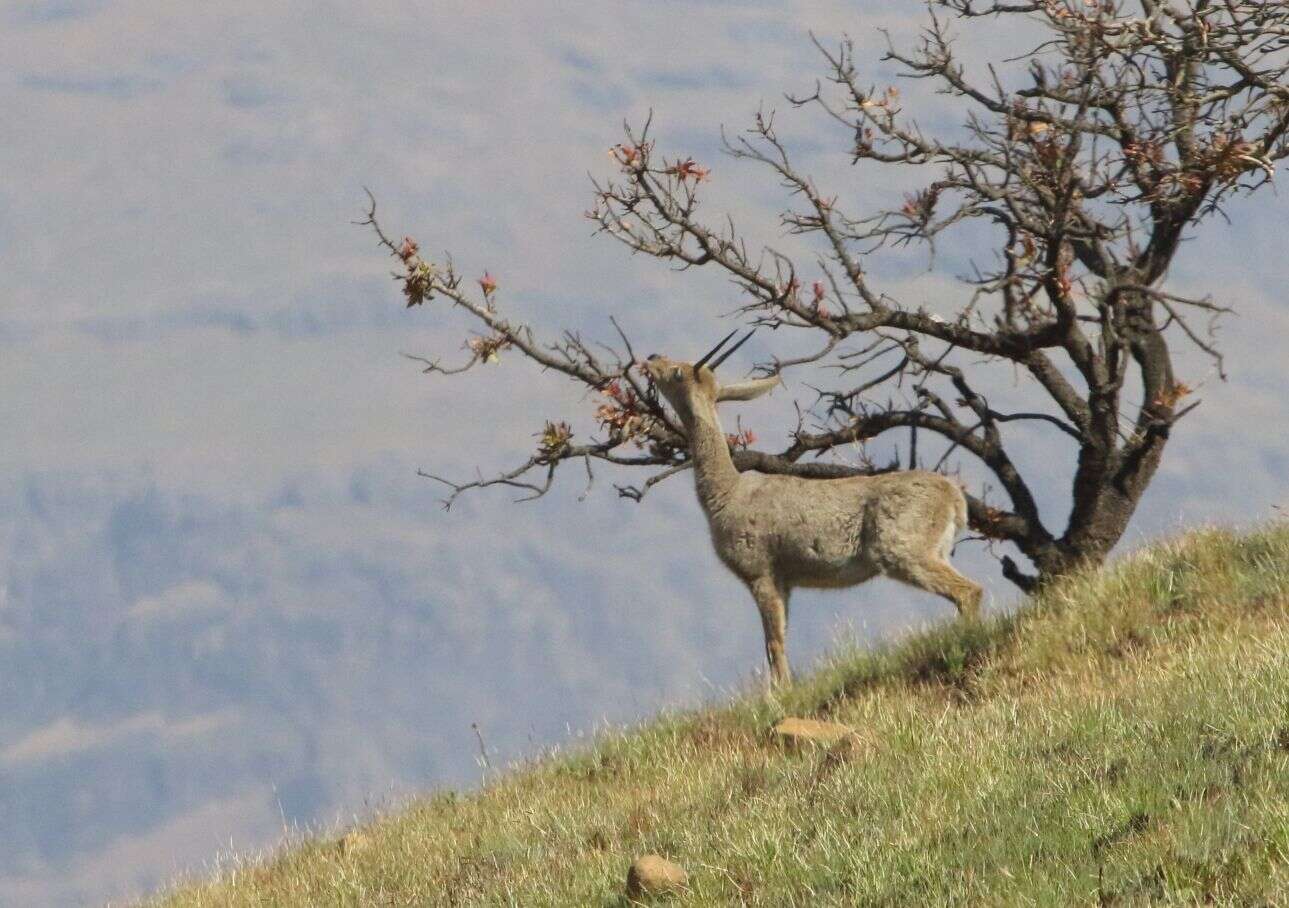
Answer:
[157,525,1289,906]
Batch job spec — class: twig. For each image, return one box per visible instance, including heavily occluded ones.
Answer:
[472,722,492,775]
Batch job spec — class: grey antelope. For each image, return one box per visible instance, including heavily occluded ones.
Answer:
[638,330,983,687]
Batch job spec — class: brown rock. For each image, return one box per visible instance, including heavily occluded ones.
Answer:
[338,830,371,856]
[626,854,688,898]
[770,717,857,751]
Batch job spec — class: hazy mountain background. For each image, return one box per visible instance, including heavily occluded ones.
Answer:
[1,2,1285,904]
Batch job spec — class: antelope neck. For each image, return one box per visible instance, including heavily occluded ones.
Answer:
[678,388,740,515]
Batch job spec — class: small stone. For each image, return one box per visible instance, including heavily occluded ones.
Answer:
[338,831,371,855]
[770,717,857,751]
[626,854,688,898]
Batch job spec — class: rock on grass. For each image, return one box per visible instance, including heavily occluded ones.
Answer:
[770,717,857,750]
[626,854,688,898]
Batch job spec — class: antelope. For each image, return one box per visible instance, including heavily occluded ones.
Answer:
[638,329,982,687]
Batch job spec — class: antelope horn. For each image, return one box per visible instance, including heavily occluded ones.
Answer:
[692,328,741,373]
[708,329,756,370]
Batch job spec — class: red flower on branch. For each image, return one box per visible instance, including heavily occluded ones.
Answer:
[901,186,940,222]
[667,158,711,182]
[610,143,651,169]
[726,427,757,450]
[595,380,653,445]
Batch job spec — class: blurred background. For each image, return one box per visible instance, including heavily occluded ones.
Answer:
[1,2,1285,903]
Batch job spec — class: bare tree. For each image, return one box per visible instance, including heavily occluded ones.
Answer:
[365,1,1288,590]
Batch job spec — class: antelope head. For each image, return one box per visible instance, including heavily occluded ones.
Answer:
[638,329,780,419]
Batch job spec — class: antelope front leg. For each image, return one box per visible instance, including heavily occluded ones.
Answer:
[748,576,791,688]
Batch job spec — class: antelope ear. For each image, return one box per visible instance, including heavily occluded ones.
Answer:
[716,375,781,402]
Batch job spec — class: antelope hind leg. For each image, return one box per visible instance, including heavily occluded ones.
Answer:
[888,557,983,621]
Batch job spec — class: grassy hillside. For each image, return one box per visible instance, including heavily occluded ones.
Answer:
[157,526,1289,906]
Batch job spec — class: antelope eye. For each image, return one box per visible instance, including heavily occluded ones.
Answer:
[672,368,683,381]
